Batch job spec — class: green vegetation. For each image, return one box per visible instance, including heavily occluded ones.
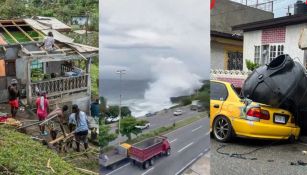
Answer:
[0,125,81,174]
[0,0,99,31]
[91,60,99,97]
[106,106,132,118]
[119,117,143,141]
[170,81,210,110]
[246,60,260,71]
[127,113,206,144]
[99,123,117,149]
[0,0,99,96]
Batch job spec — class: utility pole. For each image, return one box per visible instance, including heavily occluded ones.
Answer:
[116,69,126,145]
[85,11,89,44]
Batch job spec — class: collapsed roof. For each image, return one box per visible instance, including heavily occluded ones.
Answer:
[0,17,98,61]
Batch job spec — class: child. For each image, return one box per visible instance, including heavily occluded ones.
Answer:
[36,91,49,135]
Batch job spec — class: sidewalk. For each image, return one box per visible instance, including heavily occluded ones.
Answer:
[184,151,210,175]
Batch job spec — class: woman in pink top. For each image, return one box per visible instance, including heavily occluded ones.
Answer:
[36,91,49,136]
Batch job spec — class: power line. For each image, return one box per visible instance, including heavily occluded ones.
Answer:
[211,0,297,17]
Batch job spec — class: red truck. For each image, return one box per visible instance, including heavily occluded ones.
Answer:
[129,136,171,169]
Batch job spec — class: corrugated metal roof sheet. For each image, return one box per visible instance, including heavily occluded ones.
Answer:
[40,29,74,43]
[23,18,50,30]
[65,43,98,53]
[34,16,71,32]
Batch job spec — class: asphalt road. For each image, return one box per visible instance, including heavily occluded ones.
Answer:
[100,116,210,175]
[211,137,307,175]
[109,105,199,145]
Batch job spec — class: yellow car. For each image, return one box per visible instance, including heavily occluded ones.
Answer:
[210,80,300,142]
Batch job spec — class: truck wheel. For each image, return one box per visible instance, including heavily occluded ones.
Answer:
[149,158,155,166]
[166,148,171,156]
[111,164,117,170]
[130,159,136,166]
[143,161,149,169]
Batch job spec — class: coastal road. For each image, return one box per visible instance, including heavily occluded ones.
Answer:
[109,105,201,145]
[101,116,210,175]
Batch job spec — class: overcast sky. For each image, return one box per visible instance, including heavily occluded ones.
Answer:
[99,0,210,80]
[274,0,298,17]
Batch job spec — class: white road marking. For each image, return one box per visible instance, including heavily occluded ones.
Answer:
[105,163,129,175]
[170,138,177,143]
[206,131,210,136]
[165,117,207,136]
[175,147,210,175]
[191,126,202,132]
[175,157,197,175]
[178,142,194,153]
[141,167,154,175]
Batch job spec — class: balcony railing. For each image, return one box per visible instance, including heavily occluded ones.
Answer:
[30,74,89,98]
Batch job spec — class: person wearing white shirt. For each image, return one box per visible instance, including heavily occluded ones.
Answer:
[69,104,89,152]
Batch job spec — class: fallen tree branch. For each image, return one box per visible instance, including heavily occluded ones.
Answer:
[47,158,56,173]
[75,167,99,175]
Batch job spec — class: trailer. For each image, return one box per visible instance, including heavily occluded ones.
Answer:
[129,136,171,169]
[100,144,130,170]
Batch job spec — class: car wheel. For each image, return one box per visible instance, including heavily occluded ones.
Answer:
[143,161,149,169]
[213,115,233,142]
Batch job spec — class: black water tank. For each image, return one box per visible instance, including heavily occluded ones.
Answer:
[242,54,307,113]
[294,0,307,15]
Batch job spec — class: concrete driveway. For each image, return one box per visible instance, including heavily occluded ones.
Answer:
[211,137,307,175]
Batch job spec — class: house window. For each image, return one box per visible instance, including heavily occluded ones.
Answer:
[265,44,284,64]
[277,45,284,56]
[269,45,277,63]
[31,60,43,70]
[5,61,16,76]
[254,46,260,64]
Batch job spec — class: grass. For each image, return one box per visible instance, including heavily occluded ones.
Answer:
[0,125,82,175]
[91,62,99,97]
[126,112,207,144]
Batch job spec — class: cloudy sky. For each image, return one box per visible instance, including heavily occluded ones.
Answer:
[99,0,210,80]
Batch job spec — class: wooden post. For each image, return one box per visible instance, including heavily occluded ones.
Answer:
[26,59,32,104]
[86,57,91,96]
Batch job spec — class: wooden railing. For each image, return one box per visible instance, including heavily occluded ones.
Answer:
[30,74,89,97]
[61,64,74,74]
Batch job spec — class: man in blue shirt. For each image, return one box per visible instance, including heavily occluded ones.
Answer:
[69,104,89,152]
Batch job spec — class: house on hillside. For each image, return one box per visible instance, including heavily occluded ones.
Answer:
[0,17,98,112]
[233,14,307,71]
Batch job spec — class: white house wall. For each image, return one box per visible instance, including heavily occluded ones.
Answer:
[243,30,262,70]
[211,42,225,69]
[16,59,28,84]
[284,24,306,64]
[243,24,307,71]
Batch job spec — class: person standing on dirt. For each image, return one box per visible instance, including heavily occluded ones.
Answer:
[39,31,55,52]
[8,79,20,118]
[69,104,89,152]
[36,91,49,136]
[47,104,69,124]
[46,104,69,140]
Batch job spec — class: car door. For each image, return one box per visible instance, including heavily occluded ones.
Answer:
[210,82,228,119]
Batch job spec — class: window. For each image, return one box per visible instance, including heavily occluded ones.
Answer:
[31,60,43,70]
[210,82,228,101]
[269,45,276,63]
[277,45,284,56]
[5,61,16,76]
[268,44,284,63]
[254,46,260,64]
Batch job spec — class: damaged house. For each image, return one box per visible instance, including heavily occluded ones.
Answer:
[0,17,98,112]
